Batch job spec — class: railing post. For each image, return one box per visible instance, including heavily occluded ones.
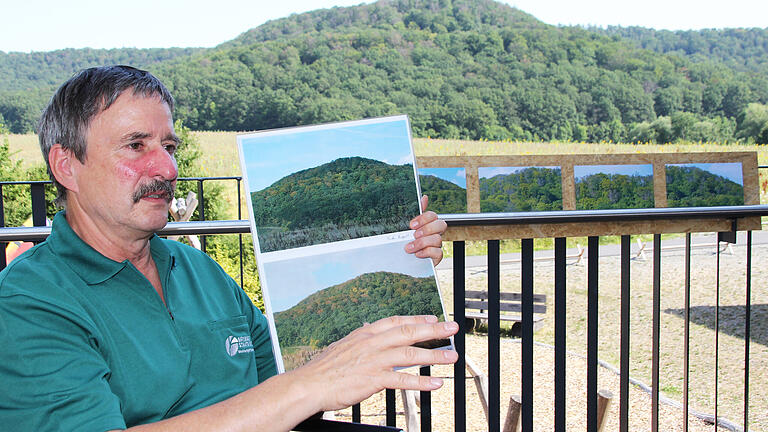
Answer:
[31,183,46,227]
[652,234,661,432]
[520,238,534,432]
[197,179,206,252]
[488,239,501,432]
[0,184,5,271]
[554,237,566,432]
[587,236,599,432]
[619,235,630,432]
[453,240,466,432]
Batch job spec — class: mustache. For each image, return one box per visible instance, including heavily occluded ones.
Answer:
[132,179,175,203]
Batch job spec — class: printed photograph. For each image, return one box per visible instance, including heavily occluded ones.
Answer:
[261,238,450,371]
[479,166,562,212]
[239,116,420,252]
[666,163,744,207]
[418,167,467,214]
[575,164,654,210]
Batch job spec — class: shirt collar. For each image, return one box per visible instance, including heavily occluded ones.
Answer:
[47,211,174,285]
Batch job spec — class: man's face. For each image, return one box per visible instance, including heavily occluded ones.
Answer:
[71,91,178,238]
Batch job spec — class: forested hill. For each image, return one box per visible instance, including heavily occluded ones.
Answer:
[0,48,205,92]
[273,271,442,349]
[251,157,419,251]
[3,0,768,144]
[591,26,768,74]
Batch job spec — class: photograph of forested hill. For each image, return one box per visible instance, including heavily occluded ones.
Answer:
[418,167,467,213]
[274,271,445,370]
[3,0,768,145]
[251,157,418,252]
[666,164,744,207]
[575,165,655,210]
[479,167,562,212]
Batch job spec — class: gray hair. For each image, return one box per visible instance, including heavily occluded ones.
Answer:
[38,65,175,206]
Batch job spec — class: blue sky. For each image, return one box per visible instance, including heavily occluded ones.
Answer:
[419,167,466,189]
[479,166,560,179]
[239,117,414,191]
[263,239,435,312]
[667,162,743,185]
[575,164,654,180]
[2,0,765,53]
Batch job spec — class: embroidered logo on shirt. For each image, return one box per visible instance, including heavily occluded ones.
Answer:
[225,335,254,356]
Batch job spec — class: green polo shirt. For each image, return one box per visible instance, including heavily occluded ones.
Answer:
[0,212,276,431]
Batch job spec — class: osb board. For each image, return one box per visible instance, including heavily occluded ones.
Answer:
[443,218,757,241]
[416,152,760,238]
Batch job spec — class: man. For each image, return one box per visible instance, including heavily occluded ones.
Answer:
[0,66,457,431]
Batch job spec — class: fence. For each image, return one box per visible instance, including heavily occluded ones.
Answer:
[1,178,767,431]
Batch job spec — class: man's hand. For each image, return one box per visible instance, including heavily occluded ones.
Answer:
[406,195,447,266]
[290,315,459,412]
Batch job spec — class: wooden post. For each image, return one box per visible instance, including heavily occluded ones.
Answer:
[465,355,489,423]
[502,394,522,432]
[597,389,613,432]
[400,389,419,432]
[168,191,201,249]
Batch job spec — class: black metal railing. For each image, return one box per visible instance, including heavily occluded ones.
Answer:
[2,178,767,431]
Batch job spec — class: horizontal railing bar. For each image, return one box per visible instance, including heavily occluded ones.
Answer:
[441,205,768,225]
[3,204,768,242]
[0,180,52,185]
[0,220,252,242]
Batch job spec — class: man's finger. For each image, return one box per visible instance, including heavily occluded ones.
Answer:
[410,210,438,230]
[380,370,445,391]
[357,315,440,334]
[387,344,459,368]
[376,321,459,349]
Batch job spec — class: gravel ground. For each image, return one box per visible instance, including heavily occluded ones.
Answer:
[333,232,767,431]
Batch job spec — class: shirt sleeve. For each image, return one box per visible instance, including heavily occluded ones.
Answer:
[0,292,126,432]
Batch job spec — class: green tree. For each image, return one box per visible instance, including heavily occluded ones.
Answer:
[736,103,768,144]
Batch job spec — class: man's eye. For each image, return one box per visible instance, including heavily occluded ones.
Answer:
[129,142,142,150]
[164,144,178,154]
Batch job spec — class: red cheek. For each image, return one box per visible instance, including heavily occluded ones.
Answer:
[115,161,142,180]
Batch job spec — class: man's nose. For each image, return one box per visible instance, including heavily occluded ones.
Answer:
[146,145,178,180]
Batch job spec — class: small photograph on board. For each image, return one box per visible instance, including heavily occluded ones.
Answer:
[666,162,744,207]
[479,166,562,212]
[417,167,467,213]
[575,164,654,210]
[239,116,419,253]
[261,235,450,371]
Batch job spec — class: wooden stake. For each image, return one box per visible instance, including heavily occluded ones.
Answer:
[597,389,613,432]
[502,394,522,432]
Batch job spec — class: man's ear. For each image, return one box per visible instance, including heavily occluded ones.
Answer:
[48,144,80,194]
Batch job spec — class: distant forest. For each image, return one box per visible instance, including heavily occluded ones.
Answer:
[419,174,467,213]
[274,271,444,368]
[480,167,562,212]
[252,157,419,251]
[666,165,744,207]
[2,0,768,144]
